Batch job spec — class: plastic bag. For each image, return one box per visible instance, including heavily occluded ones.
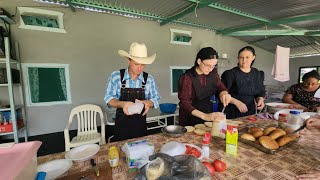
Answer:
[134,153,211,180]
[128,100,144,115]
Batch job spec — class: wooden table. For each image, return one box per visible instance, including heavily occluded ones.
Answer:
[38,117,320,180]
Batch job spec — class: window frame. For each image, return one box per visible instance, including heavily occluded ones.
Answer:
[298,66,320,83]
[22,63,72,106]
[18,7,66,33]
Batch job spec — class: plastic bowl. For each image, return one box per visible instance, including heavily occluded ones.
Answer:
[159,103,177,114]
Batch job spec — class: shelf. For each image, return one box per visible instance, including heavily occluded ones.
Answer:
[0,105,24,112]
[0,126,25,136]
[0,83,21,87]
[0,58,19,63]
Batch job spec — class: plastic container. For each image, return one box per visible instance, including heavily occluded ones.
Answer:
[202,137,210,158]
[287,110,302,130]
[278,113,288,127]
[108,146,119,168]
[159,103,177,114]
[226,124,238,156]
[211,117,226,139]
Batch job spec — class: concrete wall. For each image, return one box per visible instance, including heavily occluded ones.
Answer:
[1,0,289,136]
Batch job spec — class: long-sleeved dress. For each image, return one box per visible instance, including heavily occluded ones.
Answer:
[221,67,266,119]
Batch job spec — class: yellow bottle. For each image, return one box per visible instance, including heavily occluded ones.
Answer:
[108,146,119,167]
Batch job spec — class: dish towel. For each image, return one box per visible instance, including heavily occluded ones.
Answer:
[272,45,290,82]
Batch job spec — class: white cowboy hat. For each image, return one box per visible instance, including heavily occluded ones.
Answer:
[118,42,156,64]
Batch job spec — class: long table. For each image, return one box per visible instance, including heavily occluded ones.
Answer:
[38,117,320,180]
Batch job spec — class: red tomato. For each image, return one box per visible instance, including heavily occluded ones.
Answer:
[185,145,201,158]
[212,159,227,172]
[247,116,257,122]
[203,161,215,176]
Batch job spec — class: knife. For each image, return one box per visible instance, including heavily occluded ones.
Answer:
[90,159,100,177]
[289,123,307,134]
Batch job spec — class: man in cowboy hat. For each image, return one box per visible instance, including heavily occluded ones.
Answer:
[104,42,161,141]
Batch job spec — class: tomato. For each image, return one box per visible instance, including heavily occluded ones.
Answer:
[203,161,215,176]
[185,145,201,158]
[212,159,227,172]
[247,116,257,122]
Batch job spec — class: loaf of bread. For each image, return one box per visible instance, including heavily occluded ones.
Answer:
[248,127,263,133]
[259,136,279,150]
[185,126,195,133]
[276,135,292,146]
[250,130,264,138]
[263,127,276,136]
[204,122,213,127]
[194,128,206,136]
[194,124,206,129]
[241,133,256,141]
[287,133,299,141]
[269,129,286,140]
[284,127,294,134]
[146,157,165,180]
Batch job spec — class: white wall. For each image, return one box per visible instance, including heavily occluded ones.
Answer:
[2,0,280,136]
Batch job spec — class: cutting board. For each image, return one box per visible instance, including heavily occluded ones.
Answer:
[57,162,112,180]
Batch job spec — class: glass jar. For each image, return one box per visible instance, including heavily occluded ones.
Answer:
[287,110,302,130]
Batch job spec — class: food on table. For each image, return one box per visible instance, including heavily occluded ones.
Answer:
[185,126,195,133]
[269,129,286,140]
[202,162,215,176]
[259,136,279,150]
[146,157,165,180]
[240,133,256,141]
[212,159,227,172]
[185,145,201,158]
[276,135,293,146]
[284,127,294,134]
[195,124,206,129]
[194,129,206,136]
[247,116,257,122]
[204,122,213,127]
[287,133,299,141]
[263,127,276,136]
[250,130,264,138]
[248,127,262,133]
[200,126,212,132]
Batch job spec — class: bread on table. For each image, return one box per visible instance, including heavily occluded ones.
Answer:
[185,126,195,133]
[276,135,292,146]
[248,127,263,133]
[250,130,264,138]
[200,126,212,132]
[194,128,206,136]
[204,122,213,127]
[269,129,286,140]
[259,136,279,150]
[194,124,206,129]
[263,127,276,136]
[241,133,256,141]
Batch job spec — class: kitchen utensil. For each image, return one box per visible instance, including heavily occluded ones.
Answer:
[289,123,307,134]
[161,125,187,137]
[221,106,226,114]
[90,159,100,177]
[37,159,73,180]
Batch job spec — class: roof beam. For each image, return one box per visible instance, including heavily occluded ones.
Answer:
[187,0,269,22]
[160,0,216,26]
[218,12,320,35]
[226,30,320,36]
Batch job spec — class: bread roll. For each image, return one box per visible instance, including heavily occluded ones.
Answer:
[284,127,294,134]
[201,126,212,132]
[194,128,206,136]
[204,122,213,127]
[263,127,276,136]
[248,127,263,133]
[241,133,256,141]
[185,126,195,133]
[259,136,279,150]
[146,157,165,180]
[287,133,299,141]
[269,129,286,140]
[194,124,206,129]
[250,130,264,138]
[276,135,292,146]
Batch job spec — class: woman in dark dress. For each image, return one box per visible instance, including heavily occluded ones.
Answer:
[178,47,231,126]
[221,46,266,119]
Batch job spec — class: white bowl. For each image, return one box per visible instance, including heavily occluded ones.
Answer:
[65,144,100,162]
[274,109,305,120]
[37,159,72,180]
[160,141,186,157]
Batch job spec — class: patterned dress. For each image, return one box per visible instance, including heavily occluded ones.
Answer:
[285,84,320,111]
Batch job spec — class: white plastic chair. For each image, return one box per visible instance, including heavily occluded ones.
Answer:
[64,104,106,151]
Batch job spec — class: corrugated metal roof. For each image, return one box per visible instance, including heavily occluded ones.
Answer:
[34,0,320,57]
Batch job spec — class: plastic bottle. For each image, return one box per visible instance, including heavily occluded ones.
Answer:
[202,132,211,158]
[287,110,302,130]
[211,119,226,139]
[278,113,288,127]
[108,146,119,167]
